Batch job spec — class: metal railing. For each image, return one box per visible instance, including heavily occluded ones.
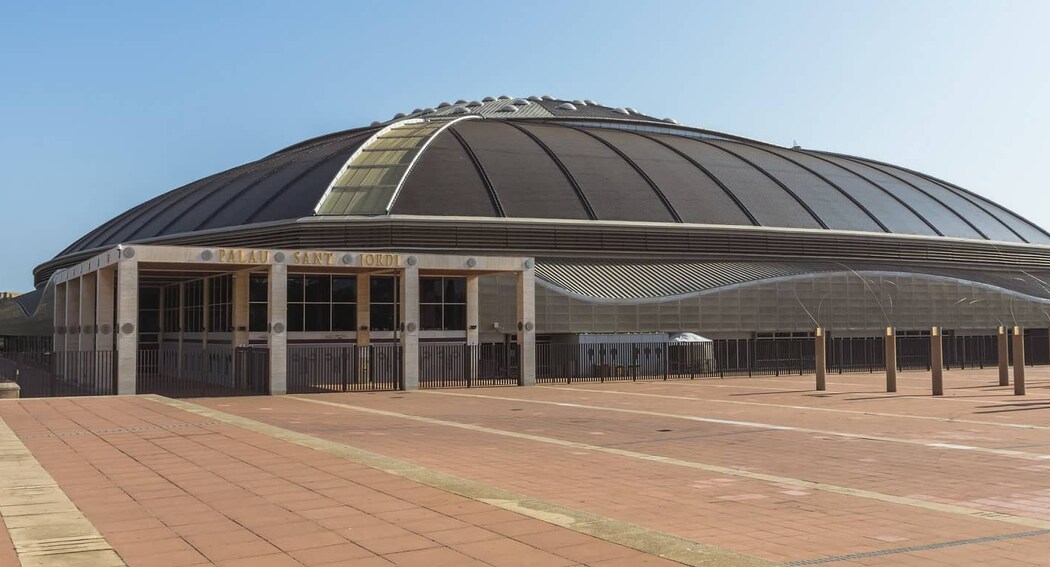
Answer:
[0,351,115,397]
[137,345,269,397]
[287,344,401,393]
[419,343,519,389]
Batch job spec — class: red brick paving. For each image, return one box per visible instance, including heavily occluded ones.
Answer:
[0,397,677,567]
[0,513,16,567]
[195,368,1050,565]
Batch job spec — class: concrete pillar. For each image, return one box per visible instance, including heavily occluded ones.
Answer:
[467,275,480,382]
[356,273,370,382]
[517,265,536,386]
[884,327,897,393]
[931,327,943,396]
[53,282,67,355]
[400,264,420,390]
[356,274,370,347]
[115,253,138,395]
[466,275,480,346]
[96,268,115,352]
[814,327,826,391]
[232,272,250,347]
[66,278,81,353]
[997,326,1009,386]
[268,263,288,395]
[1013,326,1026,396]
[80,273,97,352]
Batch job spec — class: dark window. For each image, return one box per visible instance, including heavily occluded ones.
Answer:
[288,275,305,303]
[304,304,330,332]
[444,278,466,304]
[444,304,466,331]
[370,276,397,303]
[370,304,396,331]
[249,304,268,332]
[249,275,268,302]
[333,304,357,332]
[304,276,330,303]
[421,304,443,331]
[288,304,304,333]
[249,275,268,332]
[332,276,357,302]
[419,276,467,331]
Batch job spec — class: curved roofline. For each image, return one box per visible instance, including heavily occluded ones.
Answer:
[796,150,945,236]
[827,151,1049,242]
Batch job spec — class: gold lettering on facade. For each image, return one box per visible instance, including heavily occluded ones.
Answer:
[217,249,270,264]
[293,251,335,266]
[360,253,400,267]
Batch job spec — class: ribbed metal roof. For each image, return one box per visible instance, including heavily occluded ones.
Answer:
[59,96,1050,259]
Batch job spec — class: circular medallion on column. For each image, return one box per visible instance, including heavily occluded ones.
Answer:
[524,259,535,269]
[466,257,477,268]
[407,322,418,333]
[56,326,65,335]
[525,322,534,331]
[83,325,94,334]
[407,256,418,266]
[201,250,214,261]
[518,322,524,331]
[69,325,79,334]
[121,323,135,335]
[341,254,354,265]
[100,324,111,335]
[273,322,286,334]
[123,247,136,259]
[274,252,286,263]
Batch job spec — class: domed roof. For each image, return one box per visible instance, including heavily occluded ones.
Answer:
[60,96,1050,258]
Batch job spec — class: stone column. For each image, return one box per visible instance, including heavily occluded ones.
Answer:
[115,252,139,395]
[96,268,115,352]
[96,268,116,393]
[400,263,420,390]
[884,327,897,393]
[268,262,288,395]
[997,326,1009,386]
[232,272,250,347]
[930,327,943,396]
[53,282,67,356]
[356,274,371,347]
[1013,326,1026,396]
[65,278,81,353]
[356,273,370,382]
[814,327,826,391]
[80,273,97,352]
[517,264,536,386]
[466,275,480,382]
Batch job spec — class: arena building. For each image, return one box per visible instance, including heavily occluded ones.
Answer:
[3,95,1050,396]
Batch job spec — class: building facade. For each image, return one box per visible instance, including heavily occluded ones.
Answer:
[3,95,1050,394]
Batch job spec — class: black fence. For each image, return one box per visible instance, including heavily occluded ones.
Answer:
[536,339,816,384]
[0,351,115,397]
[419,343,520,388]
[137,345,269,397]
[287,344,402,393]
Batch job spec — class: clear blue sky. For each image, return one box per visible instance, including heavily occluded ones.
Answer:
[1,0,1048,291]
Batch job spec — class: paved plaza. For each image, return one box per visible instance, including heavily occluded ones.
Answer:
[3,369,1050,566]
